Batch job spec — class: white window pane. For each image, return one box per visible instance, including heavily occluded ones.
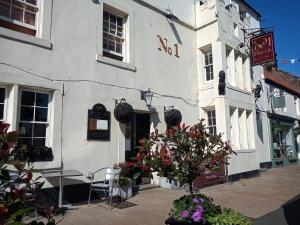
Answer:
[0,2,10,17]
[109,23,116,34]
[19,122,33,137]
[0,88,4,103]
[109,40,115,51]
[35,107,48,122]
[26,0,37,6]
[20,106,34,121]
[116,43,122,53]
[103,11,109,20]
[12,0,23,8]
[0,104,4,120]
[36,93,48,107]
[11,6,24,22]
[33,138,45,147]
[110,14,116,24]
[24,11,36,25]
[117,17,122,26]
[103,37,108,50]
[33,123,46,137]
[21,91,35,106]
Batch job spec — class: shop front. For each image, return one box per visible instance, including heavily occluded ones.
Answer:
[269,114,298,167]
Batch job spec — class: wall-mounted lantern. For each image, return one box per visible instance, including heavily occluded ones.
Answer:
[141,88,153,107]
[87,103,111,141]
[114,99,134,124]
[164,106,182,127]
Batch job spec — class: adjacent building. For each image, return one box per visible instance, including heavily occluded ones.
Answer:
[254,68,300,168]
[0,0,298,189]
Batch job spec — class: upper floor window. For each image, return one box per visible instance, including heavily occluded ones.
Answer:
[0,0,39,36]
[203,49,214,81]
[271,87,286,111]
[18,90,49,147]
[206,109,216,136]
[0,88,5,121]
[103,9,126,61]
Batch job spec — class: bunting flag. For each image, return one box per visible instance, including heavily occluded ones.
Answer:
[277,58,300,65]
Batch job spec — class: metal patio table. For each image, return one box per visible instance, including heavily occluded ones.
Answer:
[42,169,83,208]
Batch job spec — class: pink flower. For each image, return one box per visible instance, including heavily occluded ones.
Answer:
[181,210,189,218]
[192,198,199,204]
[192,207,203,222]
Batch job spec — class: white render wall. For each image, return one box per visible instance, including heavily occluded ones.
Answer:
[0,0,199,185]
[196,0,261,175]
[0,0,271,185]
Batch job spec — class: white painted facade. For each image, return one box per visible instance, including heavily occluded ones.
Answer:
[0,0,275,187]
[195,0,261,175]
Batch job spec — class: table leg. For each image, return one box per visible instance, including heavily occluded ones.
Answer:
[59,177,63,208]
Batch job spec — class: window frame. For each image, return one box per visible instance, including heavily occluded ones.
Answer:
[271,87,286,111]
[102,9,126,60]
[206,109,217,136]
[17,88,51,147]
[96,1,135,71]
[0,86,7,122]
[203,49,214,82]
[0,0,41,36]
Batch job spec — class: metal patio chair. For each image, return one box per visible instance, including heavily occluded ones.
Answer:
[87,167,121,209]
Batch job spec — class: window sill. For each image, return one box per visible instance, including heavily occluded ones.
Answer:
[227,85,252,95]
[96,54,136,72]
[235,149,256,153]
[0,27,52,49]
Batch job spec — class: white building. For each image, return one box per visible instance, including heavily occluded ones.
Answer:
[0,0,276,190]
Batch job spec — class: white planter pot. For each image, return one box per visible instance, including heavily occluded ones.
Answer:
[159,177,180,190]
[111,186,132,199]
[120,186,132,199]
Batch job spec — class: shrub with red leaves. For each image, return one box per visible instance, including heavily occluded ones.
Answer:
[137,119,236,195]
[0,123,55,225]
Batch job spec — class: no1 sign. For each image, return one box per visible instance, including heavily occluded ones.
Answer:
[157,35,180,58]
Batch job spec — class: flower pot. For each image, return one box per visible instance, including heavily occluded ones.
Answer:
[165,217,207,225]
[120,186,132,199]
[159,177,180,190]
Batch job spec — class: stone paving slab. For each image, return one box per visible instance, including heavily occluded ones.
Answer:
[57,164,300,225]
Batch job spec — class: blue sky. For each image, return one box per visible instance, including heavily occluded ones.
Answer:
[247,0,300,76]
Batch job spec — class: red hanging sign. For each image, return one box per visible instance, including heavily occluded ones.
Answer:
[250,32,276,66]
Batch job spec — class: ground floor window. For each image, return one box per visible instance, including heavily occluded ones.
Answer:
[0,87,5,121]
[206,109,216,136]
[18,90,49,147]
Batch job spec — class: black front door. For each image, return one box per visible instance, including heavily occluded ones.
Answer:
[125,112,150,162]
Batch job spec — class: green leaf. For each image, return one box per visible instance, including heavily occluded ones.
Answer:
[132,172,141,180]
[8,208,32,222]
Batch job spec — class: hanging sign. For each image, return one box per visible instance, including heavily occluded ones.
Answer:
[250,32,275,66]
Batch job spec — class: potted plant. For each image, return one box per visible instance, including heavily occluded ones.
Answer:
[137,120,240,225]
[114,162,141,199]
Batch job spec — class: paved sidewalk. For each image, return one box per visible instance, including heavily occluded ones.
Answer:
[57,164,300,225]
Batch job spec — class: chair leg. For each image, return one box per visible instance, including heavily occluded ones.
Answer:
[109,188,113,210]
[88,188,92,205]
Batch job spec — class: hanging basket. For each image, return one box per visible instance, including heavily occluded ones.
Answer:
[164,109,182,127]
[114,102,134,124]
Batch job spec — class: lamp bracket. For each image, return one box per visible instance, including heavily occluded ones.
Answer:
[164,106,174,113]
[115,98,126,106]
